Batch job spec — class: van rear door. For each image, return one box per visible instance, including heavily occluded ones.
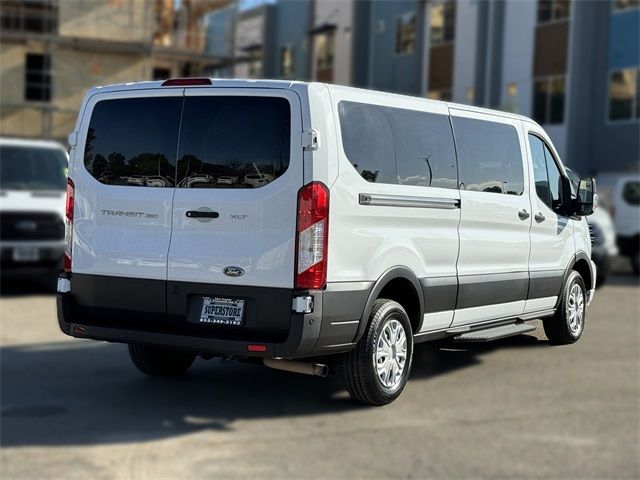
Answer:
[167,89,303,290]
[72,89,184,282]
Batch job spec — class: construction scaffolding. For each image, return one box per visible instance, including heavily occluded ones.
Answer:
[0,0,235,141]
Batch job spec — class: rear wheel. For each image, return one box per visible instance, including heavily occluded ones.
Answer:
[341,299,413,406]
[543,271,587,345]
[128,344,196,377]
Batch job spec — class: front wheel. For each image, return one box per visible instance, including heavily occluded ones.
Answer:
[129,344,196,377]
[341,299,413,406]
[543,270,587,345]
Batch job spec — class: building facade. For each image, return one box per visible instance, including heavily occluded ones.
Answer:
[0,0,232,140]
[1,0,637,175]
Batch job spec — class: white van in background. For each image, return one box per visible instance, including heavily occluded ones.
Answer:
[57,79,597,405]
[596,173,640,274]
[0,138,68,278]
[567,168,618,286]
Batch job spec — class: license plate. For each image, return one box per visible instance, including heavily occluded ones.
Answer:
[198,297,245,326]
[12,246,40,262]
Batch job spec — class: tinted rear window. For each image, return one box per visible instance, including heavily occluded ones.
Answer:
[338,101,458,189]
[0,145,67,191]
[177,97,290,188]
[83,96,291,189]
[451,117,524,195]
[84,97,183,187]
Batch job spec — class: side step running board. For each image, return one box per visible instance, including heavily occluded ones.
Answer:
[453,323,536,343]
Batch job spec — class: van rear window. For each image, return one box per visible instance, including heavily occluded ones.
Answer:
[84,97,183,187]
[177,96,290,188]
[83,96,291,189]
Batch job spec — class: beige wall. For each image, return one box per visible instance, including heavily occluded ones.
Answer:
[53,47,149,109]
[58,0,153,43]
[0,43,45,138]
[0,42,150,140]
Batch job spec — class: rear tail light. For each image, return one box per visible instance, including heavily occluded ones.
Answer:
[64,178,74,272]
[295,182,329,290]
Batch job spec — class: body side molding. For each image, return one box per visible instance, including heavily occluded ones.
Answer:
[359,193,460,209]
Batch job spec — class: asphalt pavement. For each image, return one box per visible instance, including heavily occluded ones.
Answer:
[1,274,638,479]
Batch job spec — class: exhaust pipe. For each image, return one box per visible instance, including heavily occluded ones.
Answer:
[263,358,328,377]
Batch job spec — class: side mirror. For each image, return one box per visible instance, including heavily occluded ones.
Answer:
[574,177,597,216]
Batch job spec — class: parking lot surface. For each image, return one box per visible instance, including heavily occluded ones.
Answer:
[1,275,638,479]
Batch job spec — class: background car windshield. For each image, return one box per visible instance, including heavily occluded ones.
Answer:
[0,146,67,190]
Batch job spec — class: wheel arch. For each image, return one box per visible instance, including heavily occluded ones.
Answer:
[353,266,424,343]
[556,251,594,309]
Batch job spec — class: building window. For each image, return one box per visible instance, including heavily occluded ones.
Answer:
[430,1,456,46]
[152,67,171,80]
[427,90,452,102]
[24,53,51,102]
[246,48,262,78]
[395,12,416,54]
[613,0,640,11]
[280,45,294,77]
[0,0,58,34]
[537,0,571,23]
[314,31,334,82]
[608,68,639,121]
[533,76,565,124]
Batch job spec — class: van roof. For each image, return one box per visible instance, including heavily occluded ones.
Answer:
[86,78,536,126]
[0,137,67,151]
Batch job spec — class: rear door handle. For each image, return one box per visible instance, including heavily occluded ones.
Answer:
[534,212,546,223]
[186,210,219,219]
[518,209,530,220]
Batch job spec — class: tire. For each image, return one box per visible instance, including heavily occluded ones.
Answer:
[341,299,413,406]
[543,270,587,345]
[632,252,640,276]
[128,344,196,377]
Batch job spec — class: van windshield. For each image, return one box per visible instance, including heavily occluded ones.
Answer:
[0,145,67,191]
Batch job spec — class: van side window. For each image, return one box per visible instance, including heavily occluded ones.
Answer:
[452,117,524,195]
[338,102,396,184]
[529,134,552,207]
[391,108,458,189]
[84,97,182,187]
[528,133,563,211]
[176,96,290,189]
[543,143,563,210]
[338,101,458,189]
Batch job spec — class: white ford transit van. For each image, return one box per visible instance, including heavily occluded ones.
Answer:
[1,137,68,278]
[57,79,597,405]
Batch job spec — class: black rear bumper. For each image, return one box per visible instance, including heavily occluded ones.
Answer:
[57,274,368,358]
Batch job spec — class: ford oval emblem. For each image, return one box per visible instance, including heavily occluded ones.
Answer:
[223,266,245,277]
